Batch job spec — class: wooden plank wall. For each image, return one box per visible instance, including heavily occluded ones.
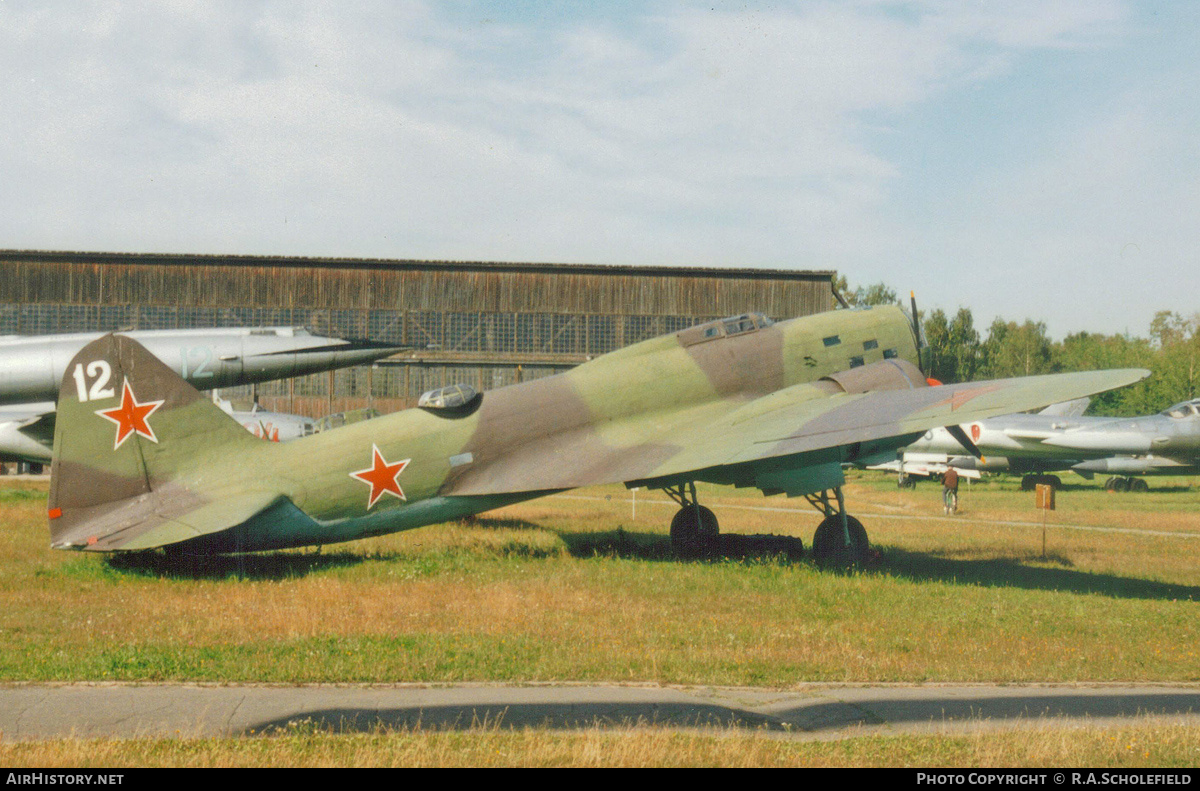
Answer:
[0,255,834,319]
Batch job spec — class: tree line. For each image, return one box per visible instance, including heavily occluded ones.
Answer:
[834,278,1199,416]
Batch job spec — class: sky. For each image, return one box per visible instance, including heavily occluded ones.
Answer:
[0,0,1197,339]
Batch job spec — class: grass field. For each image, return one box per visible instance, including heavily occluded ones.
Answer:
[3,721,1199,767]
[1,471,1198,686]
[4,471,1200,766]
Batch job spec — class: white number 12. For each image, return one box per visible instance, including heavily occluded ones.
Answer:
[72,360,115,402]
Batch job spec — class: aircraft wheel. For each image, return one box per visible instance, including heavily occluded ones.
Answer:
[670,505,719,559]
[811,515,869,565]
[1020,475,1037,491]
[897,473,913,489]
[1045,475,1061,489]
[1131,478,1149,492]
[1113,477,1131,492]
[1104,477,1117,492]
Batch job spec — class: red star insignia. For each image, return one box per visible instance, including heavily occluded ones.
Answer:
[349,444,411,509]
[94,380,164,450]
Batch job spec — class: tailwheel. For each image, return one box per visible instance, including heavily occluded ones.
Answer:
[664,482,718,559]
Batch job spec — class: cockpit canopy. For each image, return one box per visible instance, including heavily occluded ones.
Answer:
[1162,399,1200,419]
[680,313,774,345]
[417,383,481,413]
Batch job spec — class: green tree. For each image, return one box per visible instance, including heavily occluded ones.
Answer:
[981,319,1053,378]
[1053,331,1156,415]
[923,308,953,382]
[947,308,981,383]
[832,276,901,308]
[1151,312,1200,407]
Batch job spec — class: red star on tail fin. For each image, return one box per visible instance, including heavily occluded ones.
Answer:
[94,380,164,450]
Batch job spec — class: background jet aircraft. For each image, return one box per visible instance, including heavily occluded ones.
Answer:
[868,399,1088,485]
[896,398,1200,491]
[0,327,400,464]
[215,397,315,442]
[46,305,1147,564]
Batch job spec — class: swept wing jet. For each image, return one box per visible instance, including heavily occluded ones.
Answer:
[0,327,400,463]
[46,306,1147,562]
[900,398,1200,491]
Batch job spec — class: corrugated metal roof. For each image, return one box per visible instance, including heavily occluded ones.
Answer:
[0,249,836,281]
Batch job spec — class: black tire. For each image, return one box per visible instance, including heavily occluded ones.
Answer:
[811,515,869,565]
[1113,477,1131,492]
[670,505,719,559]
[1045,475,1061,489]
[1020,475,1037,491]
[1104,477,1117,491]
[1131,478,1149,492]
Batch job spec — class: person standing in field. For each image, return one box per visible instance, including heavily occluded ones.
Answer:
[942,467,960,515]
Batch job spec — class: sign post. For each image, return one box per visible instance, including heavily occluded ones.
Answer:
[1035,483,1056,558]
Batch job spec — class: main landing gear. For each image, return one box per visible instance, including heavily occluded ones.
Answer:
[1105,476,1149,492]
[1020,474,1062,491]
[664,483,869,565]
[803,487,869,565]
[664,483,719,559]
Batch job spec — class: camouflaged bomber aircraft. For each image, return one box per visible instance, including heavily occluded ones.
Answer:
[47,305,1148,563]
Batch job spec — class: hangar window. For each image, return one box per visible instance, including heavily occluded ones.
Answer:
[849,356,865,368]
[883,348,899,359]
[863,339,878,351]
[823,335,841,347]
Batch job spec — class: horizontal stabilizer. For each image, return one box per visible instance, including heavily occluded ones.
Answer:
[50,489,283,552]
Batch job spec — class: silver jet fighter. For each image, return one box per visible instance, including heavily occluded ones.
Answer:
[0,327,400,464]
[895,398,1200,491]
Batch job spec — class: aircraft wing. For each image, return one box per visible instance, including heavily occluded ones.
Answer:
[445,367,1149,497]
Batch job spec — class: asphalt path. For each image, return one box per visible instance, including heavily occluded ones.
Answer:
[2,683,1199,741]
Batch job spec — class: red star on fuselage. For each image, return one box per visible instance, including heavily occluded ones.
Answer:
[349,444,411,509]
[94,380,164,450]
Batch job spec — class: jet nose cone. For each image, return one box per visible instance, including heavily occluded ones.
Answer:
[320,339,405,366]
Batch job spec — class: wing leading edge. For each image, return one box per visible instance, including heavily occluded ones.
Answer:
[444,367,1150,497]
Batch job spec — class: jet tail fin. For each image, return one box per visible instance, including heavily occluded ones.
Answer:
[48,333,276,551]
[1038,397,1091,417]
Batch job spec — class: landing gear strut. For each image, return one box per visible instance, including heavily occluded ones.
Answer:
[804,487,869,565]
[665,482,719,558]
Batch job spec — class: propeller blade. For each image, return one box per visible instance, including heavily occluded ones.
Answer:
[909,290,922,349]
[945,423,985,461]
[909,290,926,376]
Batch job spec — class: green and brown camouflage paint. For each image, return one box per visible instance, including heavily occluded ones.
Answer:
[48,306,1148,553]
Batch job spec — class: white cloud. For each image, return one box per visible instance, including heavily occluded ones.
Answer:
[4,0,1189,337]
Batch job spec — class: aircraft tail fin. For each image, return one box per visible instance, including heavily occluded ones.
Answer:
[1038,397,1091,417]
[48,333,275,551]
